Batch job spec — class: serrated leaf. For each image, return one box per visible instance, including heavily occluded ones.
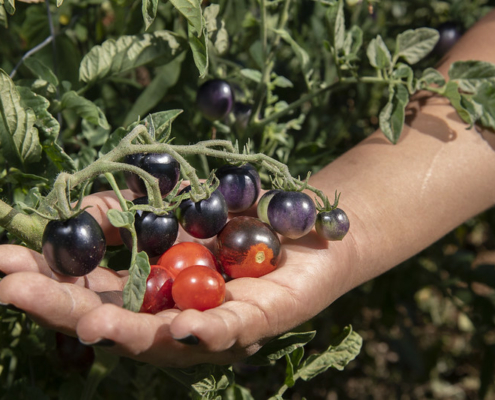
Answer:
[144,109,183,142]
[79,31,186,84]
[367,35,391,69]
[189,23,208,78]
[142,0,158,30]
[170,0,202,36]
[162,364,234,398]
[273,29,310,77]
[379,84,409,144]
[298,326,362,380]
[419,67,446,87]
[472,81,495,130]
[107,209,134,229]
[61,91,110,130]
[395,28,439,65]
[23,58,59,87]
[245,331,316,366]
[448,60,495,92]
[0,70,42,168]
[123,251,150,312]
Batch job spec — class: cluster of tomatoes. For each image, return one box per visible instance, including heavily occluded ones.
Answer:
[40,79,349,314]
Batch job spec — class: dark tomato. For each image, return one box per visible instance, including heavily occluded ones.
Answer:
[216,163,261,213]
[171,265,225,311]
[216,216,281,278]
[267,191,316,239]
[119,196,178,259]
[140,265,175,314]
[124,152,180,197]
[315,208,350,241]
[196,79,234,121]
[55,332,95,372]
[157,241,220,278]
[433,22,463,57]
[176,186,228,239]
[256,189,282,224]
[42,211,106,276]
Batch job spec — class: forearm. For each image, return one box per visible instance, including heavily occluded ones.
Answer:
[311,9,495,304]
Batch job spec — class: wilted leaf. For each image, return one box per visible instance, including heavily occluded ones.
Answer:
[0,70,42,168]
[79,31,186,84]
[394,28,439,65]
[142,0,158,30]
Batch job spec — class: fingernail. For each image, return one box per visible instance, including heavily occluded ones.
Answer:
[174,334,200,345]
[79,338,116,347]
[0,302,24,313]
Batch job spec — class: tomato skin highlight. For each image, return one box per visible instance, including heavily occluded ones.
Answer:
[172,265,226,311]
[216,216,281,278]
[140,265,175,314]
[157,242,220,278]
[42,211,106,277]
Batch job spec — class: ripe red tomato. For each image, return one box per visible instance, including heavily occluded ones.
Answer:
[216,216,281,278]
[140,265,175,314]
[171,265,226,311]
[156,242,220,278]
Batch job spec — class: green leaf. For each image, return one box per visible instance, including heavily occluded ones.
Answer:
[297,326,362,380]
[272,75,293,88]
[170,0,202,36]
[79,31,186,84]
[61,91,110,130]
[273,29,311,78]
[107,209,134,229]
[162,364,234,399]
[326,0,345,52]
[123,55,184,127]
[142,0,158,30]
[394,28,439,65]
[284,354,296,388]
[23,58,59,87]
[0,5,7,28]
[367,35,391,69]
[189,23,209,78]
[472,81,495,130]
[240,68,262,83]
[392,63,415,93]
[379,84,409,144]
[204,3,229,55]
[43,141,77,173]
[245,331,316,366]
[441,80,473,125]
[144,109,183,142]
[81,348,120,400]
[0,69,42,169]
[448,60,495,92]
[99,127,128,156]
[419,67,446,87]
[223,384,255,400]
[344,25,363,56]
[123,251,150,312]
[3,0,14,15]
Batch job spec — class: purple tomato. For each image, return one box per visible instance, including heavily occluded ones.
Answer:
[216,163,261,213]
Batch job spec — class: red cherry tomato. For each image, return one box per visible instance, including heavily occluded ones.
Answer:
[171,265,226,311]
[140,265,175,314]
[216,216,281,278]
[156,242,220,278]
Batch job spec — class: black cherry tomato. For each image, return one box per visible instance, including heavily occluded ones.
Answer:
[216,216,281,278]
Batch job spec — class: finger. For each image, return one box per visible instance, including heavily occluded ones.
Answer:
[0,272,103,336]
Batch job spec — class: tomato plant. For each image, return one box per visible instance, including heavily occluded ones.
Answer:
[315,208,350,241]
[157,242,220,278]
[196,79,234,121]
[171,265,226,311]
[216,216,281,278]
[42,211,106,277]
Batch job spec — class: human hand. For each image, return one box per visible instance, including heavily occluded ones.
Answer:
[0,189,350,368]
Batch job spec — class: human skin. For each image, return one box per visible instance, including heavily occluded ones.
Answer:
[0,10,494,368]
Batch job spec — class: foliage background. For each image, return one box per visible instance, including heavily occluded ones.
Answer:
[1,0,495,398]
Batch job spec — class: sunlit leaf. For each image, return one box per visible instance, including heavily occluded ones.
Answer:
[394,28,439,65]
[142,0,158,30]
[189,23,208,78]
[379,84,409,144]
[169,0,202,36]
[448,60,495,92]
[367,35,391,69]
[123,251,150,312]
